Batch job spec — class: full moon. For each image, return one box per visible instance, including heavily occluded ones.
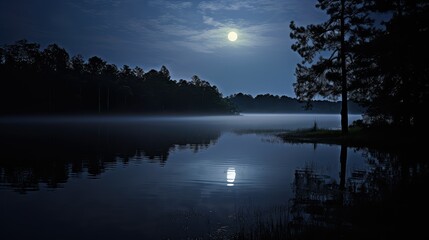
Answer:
[228,31,238,41]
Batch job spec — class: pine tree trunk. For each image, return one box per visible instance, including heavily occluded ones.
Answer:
[98,87,101,113]
[106,87,110,112]
[340,0,348,134]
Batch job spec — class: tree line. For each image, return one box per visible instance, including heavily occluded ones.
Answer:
[0,40,235,115]
[227,93,364,113]
[0,39,366,116]
[290,0,429,132]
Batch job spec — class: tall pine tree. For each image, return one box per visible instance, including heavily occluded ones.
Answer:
[290,0,376,134]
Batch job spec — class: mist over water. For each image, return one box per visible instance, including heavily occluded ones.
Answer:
[0,113,362,129]
[2,114,424,239]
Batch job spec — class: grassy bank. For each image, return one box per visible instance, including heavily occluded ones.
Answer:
[277,125,420,149]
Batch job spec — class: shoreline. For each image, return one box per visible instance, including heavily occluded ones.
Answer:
[277,127,420,149]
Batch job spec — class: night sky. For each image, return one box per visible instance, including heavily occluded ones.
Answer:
[0,0,325,96]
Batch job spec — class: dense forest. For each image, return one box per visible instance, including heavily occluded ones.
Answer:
[227,93,364,113]
[0,40,365,115]
[0,40,235,115]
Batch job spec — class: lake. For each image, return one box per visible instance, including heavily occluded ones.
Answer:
[0,114,427,239]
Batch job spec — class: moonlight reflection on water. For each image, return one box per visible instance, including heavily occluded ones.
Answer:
[227,167,236,186]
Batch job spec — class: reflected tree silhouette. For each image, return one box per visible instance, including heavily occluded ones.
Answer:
[288,145,429,239]
[339,144,347,191]
[0,121,221,193]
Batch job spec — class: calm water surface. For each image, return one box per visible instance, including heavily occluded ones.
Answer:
[0,114,426,239]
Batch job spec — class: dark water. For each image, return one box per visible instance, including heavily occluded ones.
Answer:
[0,114,427,239]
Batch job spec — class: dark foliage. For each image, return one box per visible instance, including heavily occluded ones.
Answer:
[356,0,429,128]
[290,0,429,130]
[0,40,236,115]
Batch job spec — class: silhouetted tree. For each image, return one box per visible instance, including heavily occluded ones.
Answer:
[355,0,429,128]
[133,66,144,78]
[41,44,69,72]
[102,63,119,111]
[1,40,42,113]
[85,56,107,113]
[40,44,70,111]
[160,65,170,80]
[290,0,376,134]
